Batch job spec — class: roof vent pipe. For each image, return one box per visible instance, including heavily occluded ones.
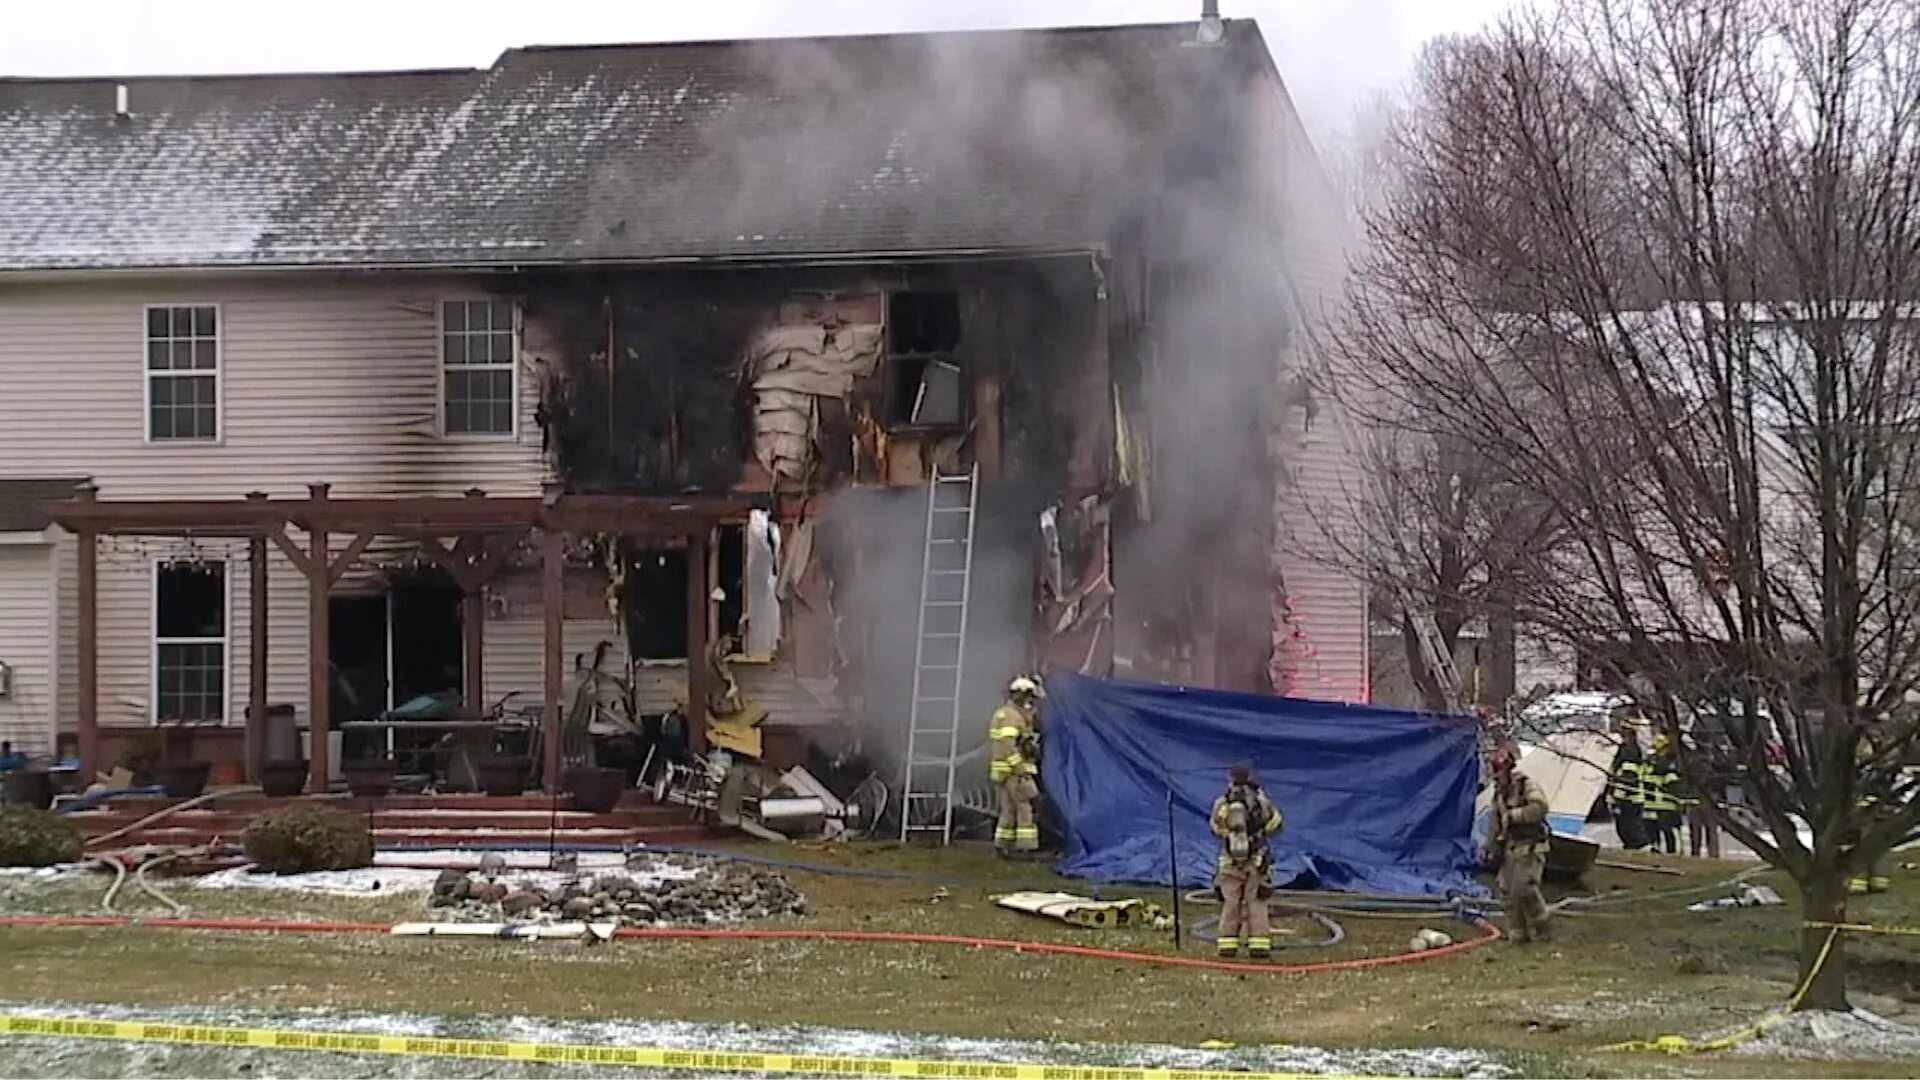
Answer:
[114,83,129,121]
[1196,1,1225,45]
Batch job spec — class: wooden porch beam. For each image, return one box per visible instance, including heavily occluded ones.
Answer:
[43,492,753,538]
[76,526,98,782]
[247,501,270,783]
[415,532,525,590]
[266,526,317,580]
[686,528,710,755]
[463,588,486,720]
[306,484,332,792]
[327,531,378,586]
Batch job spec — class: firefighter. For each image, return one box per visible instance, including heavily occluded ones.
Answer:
[1643,736,1682,855]
[1851,737,1891,895]
[1608,727,1649,850]
[1489,742,1551,943]
[1210,762,1285,959]
[989,675,1045,857]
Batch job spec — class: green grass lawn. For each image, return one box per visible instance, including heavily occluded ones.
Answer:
[3,843,1919,1077]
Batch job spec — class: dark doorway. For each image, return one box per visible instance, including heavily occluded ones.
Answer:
[717,524,745,649]
[625,549,688,660]
[330,594,388,728]
[391,569,464,705]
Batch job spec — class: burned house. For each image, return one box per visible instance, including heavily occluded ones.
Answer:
[0,16,1362,793]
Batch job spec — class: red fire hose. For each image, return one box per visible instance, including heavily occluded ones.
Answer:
[0,914,1500,974]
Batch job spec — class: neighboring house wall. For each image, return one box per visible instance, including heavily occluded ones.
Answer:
[0,274,609,740]
[1369,630,1504,712]
[0,540,57,752]
[1251,71,1369,703]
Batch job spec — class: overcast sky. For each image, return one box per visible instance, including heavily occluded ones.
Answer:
[0,0,1513,139]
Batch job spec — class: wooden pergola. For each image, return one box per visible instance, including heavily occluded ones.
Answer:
[47,483,746,792]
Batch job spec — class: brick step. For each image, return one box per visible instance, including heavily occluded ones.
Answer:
[89,823,718,851]
[98,792,666,813]
[370,827,716,847]
[71,807,692,833]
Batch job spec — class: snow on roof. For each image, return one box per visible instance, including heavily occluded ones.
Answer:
[0,22,1291,272]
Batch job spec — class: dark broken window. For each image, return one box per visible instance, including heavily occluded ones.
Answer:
[886,291,966,428]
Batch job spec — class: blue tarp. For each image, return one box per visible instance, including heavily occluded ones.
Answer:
[1043,670,1484,897]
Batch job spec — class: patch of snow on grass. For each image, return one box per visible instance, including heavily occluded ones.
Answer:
[0,999,1514,1078]
[1728,1008,1920,1061]
[0,864,89,880]
[189,865,441,895]
[187,850,698,897]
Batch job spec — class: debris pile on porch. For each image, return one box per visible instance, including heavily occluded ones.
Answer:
[427,857,806,927]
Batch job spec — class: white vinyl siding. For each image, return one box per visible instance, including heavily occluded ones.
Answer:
[0,544,57,753]
[0,275,553,731]
[144,304,220,442]
[1252,76,1370,704]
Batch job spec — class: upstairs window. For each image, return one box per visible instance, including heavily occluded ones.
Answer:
[886,291,966,429]
[441,299,518,436]
[154,560,227,723]
[145,305,219,442]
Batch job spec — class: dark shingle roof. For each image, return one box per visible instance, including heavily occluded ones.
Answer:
[0,21,1287,272]
[0,478,87,532]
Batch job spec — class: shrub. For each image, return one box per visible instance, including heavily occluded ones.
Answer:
[0,804,83,867]
[241,804,374,873]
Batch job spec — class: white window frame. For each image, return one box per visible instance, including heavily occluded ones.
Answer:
[150,557,232,726]
[437,298,521,439]
[142,303,224,445]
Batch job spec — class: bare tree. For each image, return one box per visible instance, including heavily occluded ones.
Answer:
[1307,47,1568,716]
[1333,0,1920,1009]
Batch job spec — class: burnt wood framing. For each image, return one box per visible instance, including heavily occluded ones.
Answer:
[46,484,745,790]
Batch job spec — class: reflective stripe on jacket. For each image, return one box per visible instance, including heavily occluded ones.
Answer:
[989,703,1036,781]
[1610,760,1647,806]
[1642,765,1682,814]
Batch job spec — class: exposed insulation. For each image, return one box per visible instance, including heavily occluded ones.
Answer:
[744,322,884,488]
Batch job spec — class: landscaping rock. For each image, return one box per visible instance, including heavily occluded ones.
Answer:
[422,857,807,930]
[429,870,469,907]
[501,889,545,917]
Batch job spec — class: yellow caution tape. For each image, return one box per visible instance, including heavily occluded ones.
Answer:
[1803,920,1920,937]
[1601,926,1840,1055]
[0,1013,1405,1079]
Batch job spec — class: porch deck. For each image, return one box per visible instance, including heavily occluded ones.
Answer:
[68,791,719,851]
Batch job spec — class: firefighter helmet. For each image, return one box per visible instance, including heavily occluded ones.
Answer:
[1008,675,1045,700]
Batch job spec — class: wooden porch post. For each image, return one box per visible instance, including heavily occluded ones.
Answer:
[307,483,332,792]
[542,530,565,793]
[686,528,710,755]
[247,511,269,784]
[76,522,98,782]
[462,545,487,718]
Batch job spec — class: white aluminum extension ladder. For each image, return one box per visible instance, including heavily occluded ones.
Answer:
[899,465,980,842]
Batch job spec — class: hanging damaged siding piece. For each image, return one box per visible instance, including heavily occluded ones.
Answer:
[744,509,782,658]
[743,319,883,487]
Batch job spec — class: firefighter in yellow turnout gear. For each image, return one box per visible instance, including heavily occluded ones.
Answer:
[1851,738,1892,895]
[990,676,1045,856]
[1210,763,1285,959]
[1490,743,1552,943]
